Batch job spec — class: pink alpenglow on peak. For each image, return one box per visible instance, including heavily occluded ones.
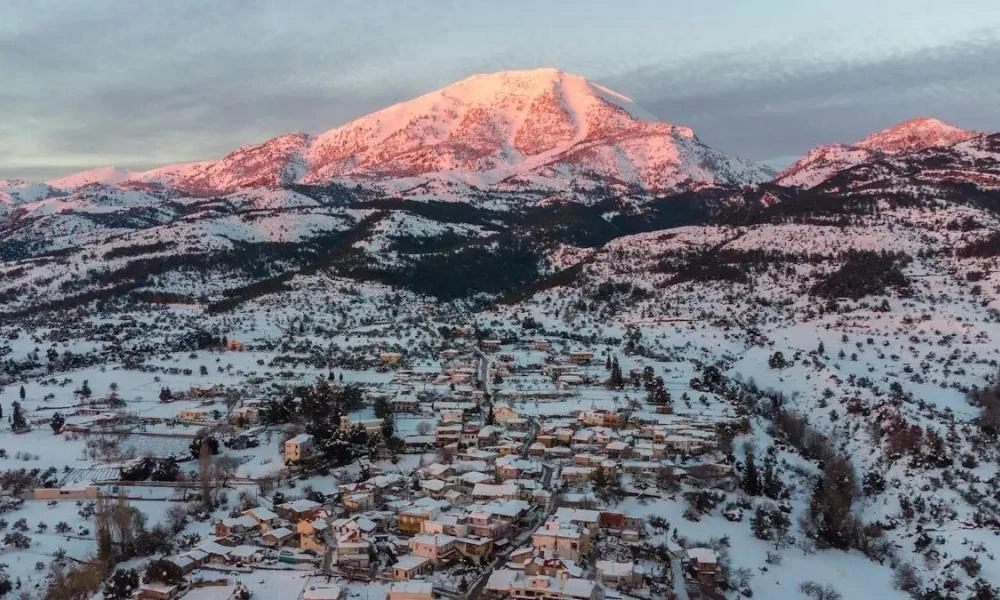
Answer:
[854,117,978,155]
[44,69,772,197]
[776,117,981,189]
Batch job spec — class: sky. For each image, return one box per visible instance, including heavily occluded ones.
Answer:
[3,0,1000,180]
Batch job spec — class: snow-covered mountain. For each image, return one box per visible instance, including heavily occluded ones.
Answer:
[855,117,979,155]
[776,118,980,188]
[0,179,60,213]
[46,69,771,198]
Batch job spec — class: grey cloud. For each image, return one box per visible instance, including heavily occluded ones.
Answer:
[609,35,1000,160]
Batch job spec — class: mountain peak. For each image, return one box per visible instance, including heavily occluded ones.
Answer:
[855,117,977,155]
[39,69,771,197]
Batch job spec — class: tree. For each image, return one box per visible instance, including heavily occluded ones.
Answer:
[608,356,624,388]
[741,447,761,496]
[143,559,184,586]
[10,402,26,432]
[373,396,391,420]
[807,456,857,549]
[799,581,842,600]
[3,532,30,549]
[165,505,188,534]
[103,568,139,600]
[198,440,215,510]
[158,387,172,403]
[381,414,395,442]
[189,435,219,459]
[762,447,782,499]
[50,412,65,434]
[79,380,92,399]
[18,386,25,401]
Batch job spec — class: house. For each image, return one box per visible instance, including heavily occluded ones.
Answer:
[138,583,180,600]
[334,540,371,569]
[276,498,323,521]
[33,484,98,501]
[214,515,258,537]
[178,408,210,422]
[577,410,620,428]
[229,544,263,564]
[553,509,600,533]
[226,339,245,351]
[284,433,314,463]
[532,338,552,351]
[243,506,279,531]
[261,527,296,547]
[496,456,543,481]
[435,424,462,447]
[398,498,450,534]
[494,404,521,424]
[473,483,520,501]
[531,520,590,561]
[439,348,461,360]
[231,405,259,425]
[393,554,433,580]
[409,534,458,563]
[560,467,595,483]
[455,536,494,563]
[391,395,421,414]
[298,518,329,552]
[388,581,435,600]
[481,339,501,352]
[302,584,343,600]
[419,478,452,499]
[567,350,594,365]
[686,547,721,584]
[344,488,376,512]
[380,352,403,365]
[595,560,642,590]
[458,471,493,488]
[485,569,602,600]
[165,550,209,575]
[332,515,377,540]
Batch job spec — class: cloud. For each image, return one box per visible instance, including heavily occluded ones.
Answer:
[608,33,1000,160]
[2,3,998,178]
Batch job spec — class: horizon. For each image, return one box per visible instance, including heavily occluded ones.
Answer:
[3,1,1000,180]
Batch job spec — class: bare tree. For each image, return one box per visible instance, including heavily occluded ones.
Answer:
[198,440,214,510]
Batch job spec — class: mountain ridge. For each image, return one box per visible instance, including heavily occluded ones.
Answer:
[41,69,771,198]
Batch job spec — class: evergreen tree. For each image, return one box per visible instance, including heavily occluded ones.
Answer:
[381,414,395,441]
[609,356,624,388]
[50,412,65,434]
[79,380,92,399]
[373,396,391,419]
[189,435,219,458]
[158,387,172,403]
[807,456,857,549]
[11,402,27,431]
[742,447,761,496]
[19,386,25,401]
[762,447,782,499]
[104,568,140,600]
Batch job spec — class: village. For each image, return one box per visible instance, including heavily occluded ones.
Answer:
[1,325,741,600]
